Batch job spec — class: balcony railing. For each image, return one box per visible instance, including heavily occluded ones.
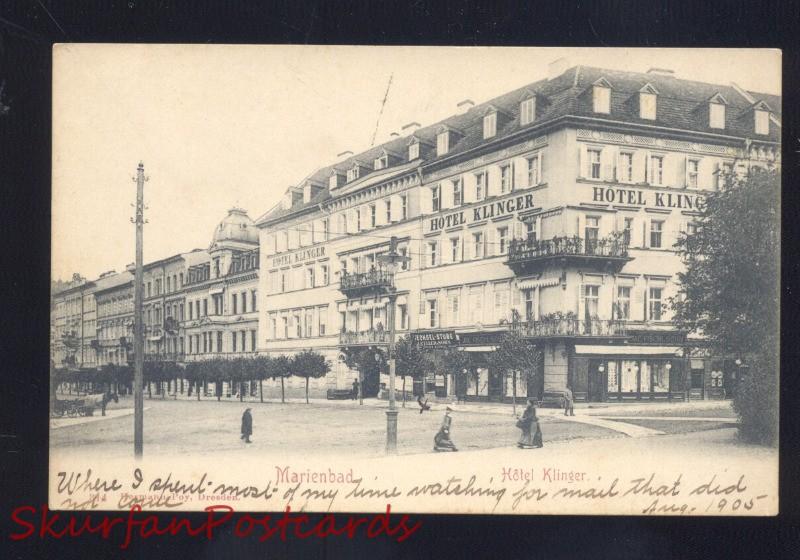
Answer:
[507,234,631,274]
[338,269,393,297]
[513,318,629,338]
[339,329,391,346]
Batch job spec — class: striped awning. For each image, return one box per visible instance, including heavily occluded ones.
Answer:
[516,276,561,290]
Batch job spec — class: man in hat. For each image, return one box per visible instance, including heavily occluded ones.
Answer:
[241,408,253,444]
[434,404,458,452]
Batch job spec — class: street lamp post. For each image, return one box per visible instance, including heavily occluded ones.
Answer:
[132,162,148,459]
[377,236,410,455]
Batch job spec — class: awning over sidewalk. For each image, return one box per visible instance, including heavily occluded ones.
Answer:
[574,345,682,356]
[461,346,497,352]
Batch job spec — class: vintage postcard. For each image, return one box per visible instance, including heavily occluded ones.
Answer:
[50,45,780,515]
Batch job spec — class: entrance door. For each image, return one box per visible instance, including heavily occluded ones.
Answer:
[587,359,606,402]
[488,369,503,402]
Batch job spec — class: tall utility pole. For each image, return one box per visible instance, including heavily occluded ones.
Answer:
[133,162,147,458]
[378,236,410,454]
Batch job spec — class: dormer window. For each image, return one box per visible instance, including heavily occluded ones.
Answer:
[520,97,536,125]
[707,94,727,129]
[592,79,612,114]
[483,112,497,139]
[709,103,725,129]
[374,153,388,170]
[639,84,658,120]
[409,142,420,161]
[346,165,360,182]
[755,109,769,135]
[436,131,449,155]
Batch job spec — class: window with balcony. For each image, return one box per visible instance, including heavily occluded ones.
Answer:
[623,217,634,246]
[497,227,509,254]
[585,216,600,253]
[650,221,664,248]
[583,285,600,323]
[526,220,538,244]
[615,286,631,319]
[649,287,663,320]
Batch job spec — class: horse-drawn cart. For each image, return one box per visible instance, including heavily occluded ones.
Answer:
[51,397,95,418]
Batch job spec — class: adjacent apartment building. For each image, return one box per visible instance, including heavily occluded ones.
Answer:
[256,62,780,402]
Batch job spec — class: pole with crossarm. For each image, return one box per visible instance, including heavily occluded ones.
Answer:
[377,236,410,454]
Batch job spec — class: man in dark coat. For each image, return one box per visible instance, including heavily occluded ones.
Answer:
[241,408,253,443]
[351,379,359,400]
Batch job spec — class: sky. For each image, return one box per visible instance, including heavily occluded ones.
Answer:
[51,46,781,282]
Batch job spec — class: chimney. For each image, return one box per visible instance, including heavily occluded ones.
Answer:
[647,67,675,77]
[548,57,570,80]
[337,150,353,159]
[401,122,421,134]
[457,99,475,113]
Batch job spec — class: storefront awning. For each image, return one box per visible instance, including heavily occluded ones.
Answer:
[575,345,682,356]
[461,346,497,352]
[516,276,561,290]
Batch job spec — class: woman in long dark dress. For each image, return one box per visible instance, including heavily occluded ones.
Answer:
[434,406,458,452]
[241,408,253,443]
[517,400,543,449]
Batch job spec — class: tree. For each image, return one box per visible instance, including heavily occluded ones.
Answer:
[341,346,387,403]
[488,330,542,415]
[438,348,473,401]
[291,350,331,404]
[268,355,292,403]
[672,166,779,445]
[393,336,431,406]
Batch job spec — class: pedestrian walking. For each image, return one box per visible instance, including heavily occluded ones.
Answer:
[516,399,543,449]
[351,378,359,400]
[434,405,458,452]
[563,386,575,416]
[240,408,253,444]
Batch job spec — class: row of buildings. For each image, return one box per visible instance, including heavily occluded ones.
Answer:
[52,61,780,402]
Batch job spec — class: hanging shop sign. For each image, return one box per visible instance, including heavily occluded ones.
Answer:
[410,330,458,349]
[590,186,705,210]
[427,193,536,233]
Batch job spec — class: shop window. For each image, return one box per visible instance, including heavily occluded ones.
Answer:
[621,360,638,393]
[651,361,670,392]
[607,361,619,392]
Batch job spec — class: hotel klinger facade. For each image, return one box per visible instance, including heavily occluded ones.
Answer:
[256,63,780,403]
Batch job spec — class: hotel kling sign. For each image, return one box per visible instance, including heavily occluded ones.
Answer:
[591,186,705,210]
[271,246,326,268]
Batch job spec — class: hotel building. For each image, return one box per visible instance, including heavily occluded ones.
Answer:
[256,62,780,402]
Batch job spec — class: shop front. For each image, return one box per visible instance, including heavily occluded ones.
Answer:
[572,344,687,402]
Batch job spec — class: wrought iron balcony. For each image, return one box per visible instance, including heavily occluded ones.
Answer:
[506,234,632,274]
[513,318,629,339]
[338,269,394,298]
[339,329,391,347]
